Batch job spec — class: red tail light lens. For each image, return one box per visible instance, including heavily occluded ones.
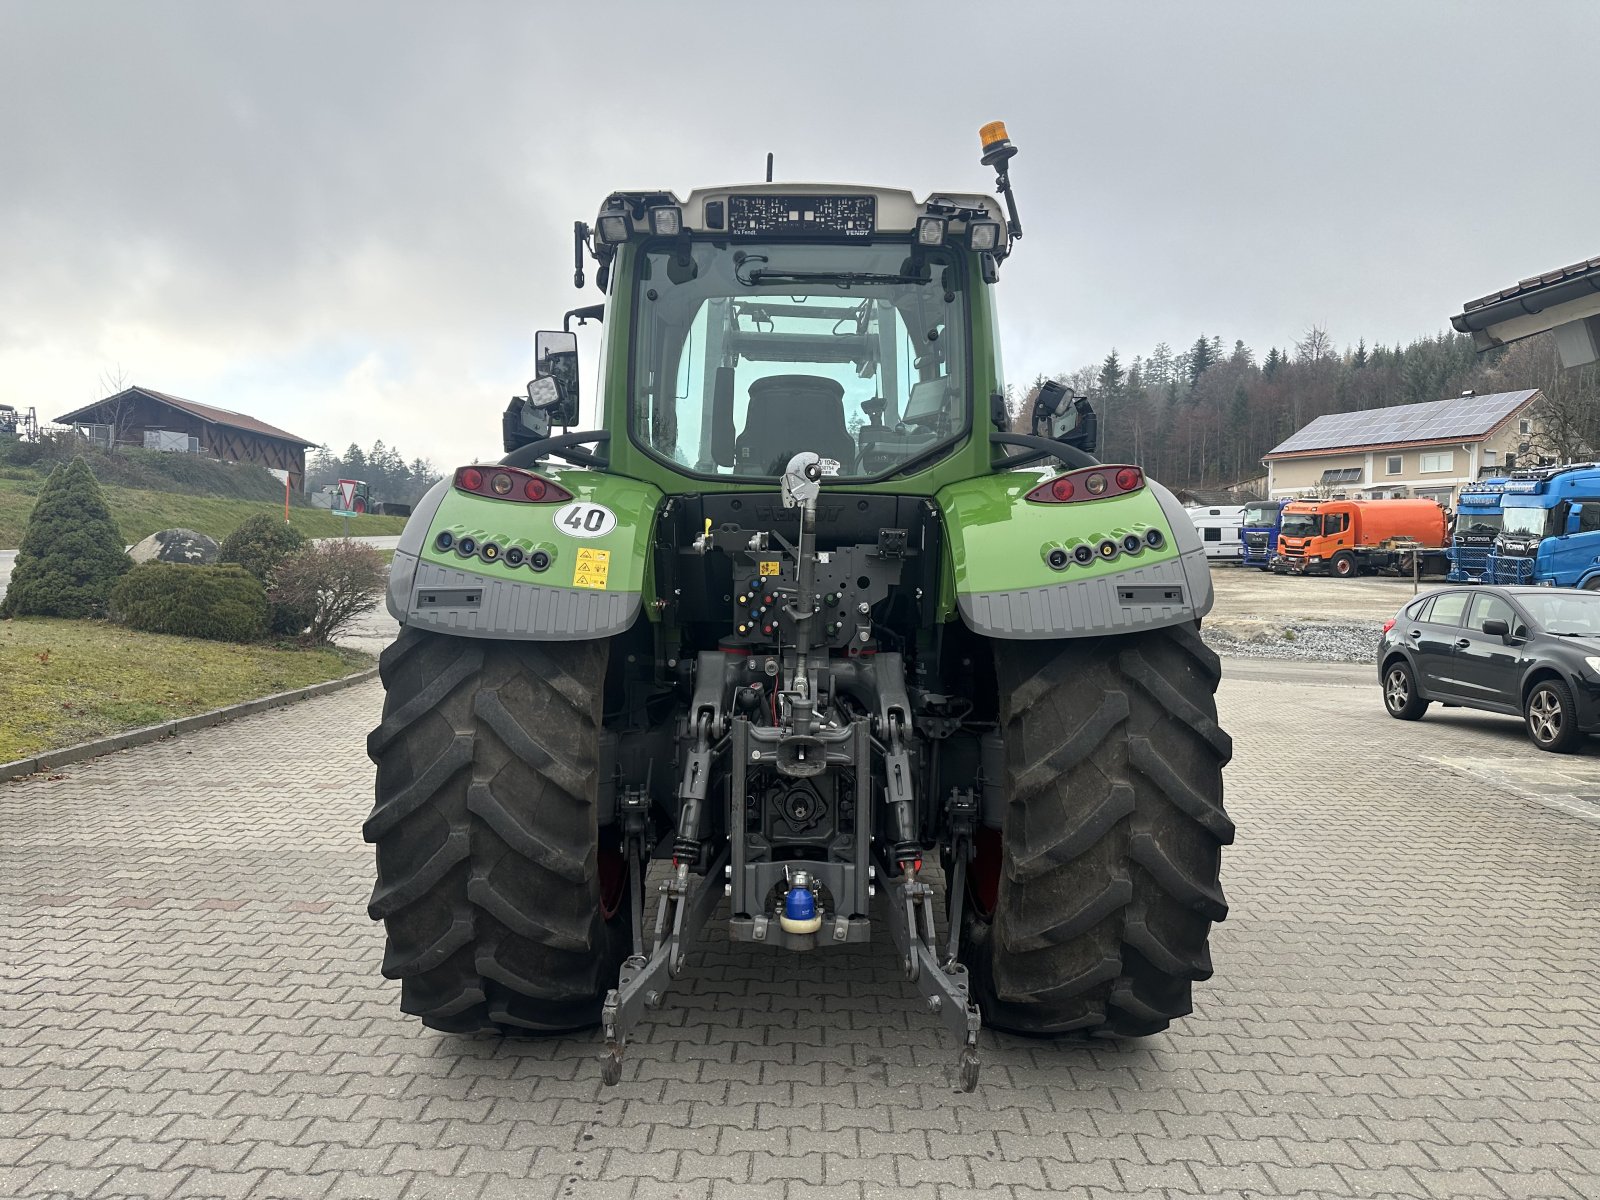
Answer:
[1382,617,1396,634]
[1026,463,1145,504]
[454,464,572,504]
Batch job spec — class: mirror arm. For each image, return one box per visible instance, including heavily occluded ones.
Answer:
[501,430,611,471]
[563,303,605,332]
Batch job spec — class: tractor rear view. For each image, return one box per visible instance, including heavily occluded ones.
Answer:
[366,123,1232,1089]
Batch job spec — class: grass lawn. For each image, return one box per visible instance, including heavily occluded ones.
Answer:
[0,477,406,548]
[0,617,375,762]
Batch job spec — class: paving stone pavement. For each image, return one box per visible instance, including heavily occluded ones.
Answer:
[3,658,1599,1200]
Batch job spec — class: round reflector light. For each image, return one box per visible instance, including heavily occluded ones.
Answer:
[1116,468,1141,491]
[490,472,513,495]
[1051,476,1075,502]
[524,476,547,501]
[460,467,483,491]
[1085,473,1108,496]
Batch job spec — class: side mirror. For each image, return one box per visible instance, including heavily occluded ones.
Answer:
[533,330,580,425]
[1030,380,1099,454]
[1481,618,1510,638]
[1566,503,1584,535]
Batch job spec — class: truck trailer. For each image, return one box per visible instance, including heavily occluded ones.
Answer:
[1487,463,1600,588]
[1272,498,1448,578]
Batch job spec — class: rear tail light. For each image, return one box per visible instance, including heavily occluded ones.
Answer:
[454,464,573,504]
[1026,464,1144,504]
[1382,617,1397,634]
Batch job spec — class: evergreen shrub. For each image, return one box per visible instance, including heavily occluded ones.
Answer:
[109,562,268,642]
[0,457,131,618]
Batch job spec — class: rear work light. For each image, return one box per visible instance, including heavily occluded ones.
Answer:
[1026,464,1144,504]
[453,464,573,504]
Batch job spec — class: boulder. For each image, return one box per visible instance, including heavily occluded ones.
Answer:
[128,527,220,566]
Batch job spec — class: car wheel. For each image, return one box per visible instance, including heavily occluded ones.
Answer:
[1524,678,1584,753]
[1383,660,1427,721]
[1332,552,1356,578]
[1583,577,1600,592]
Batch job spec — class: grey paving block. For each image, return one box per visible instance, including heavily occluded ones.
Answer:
[0,669,1597,1200]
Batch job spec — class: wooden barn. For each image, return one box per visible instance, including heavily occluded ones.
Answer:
[55,386,316,491]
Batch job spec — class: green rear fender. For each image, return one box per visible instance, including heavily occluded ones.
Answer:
[387,470,662,640]
[937,471,1213,638]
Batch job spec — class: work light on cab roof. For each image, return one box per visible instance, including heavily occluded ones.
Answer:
[369,120,1231,1097]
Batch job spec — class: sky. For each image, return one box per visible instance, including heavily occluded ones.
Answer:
[3,0,1597,471]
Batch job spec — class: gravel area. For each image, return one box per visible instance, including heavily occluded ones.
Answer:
[1202,619,1380,663]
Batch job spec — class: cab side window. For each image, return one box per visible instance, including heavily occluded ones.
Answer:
[1325,513,1348,535]
[1428,591,1470,627]
[1466,593,1516,633]
[1576,502,1600,534]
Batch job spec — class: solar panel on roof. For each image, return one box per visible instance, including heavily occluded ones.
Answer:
[1269,390,1535,455]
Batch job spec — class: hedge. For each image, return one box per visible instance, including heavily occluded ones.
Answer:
[109,562,268,642]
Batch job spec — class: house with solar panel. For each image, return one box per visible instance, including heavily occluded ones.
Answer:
[54,386,316,491]
[1261,389,1545,508]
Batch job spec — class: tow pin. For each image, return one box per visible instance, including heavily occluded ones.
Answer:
[780,869,823,935]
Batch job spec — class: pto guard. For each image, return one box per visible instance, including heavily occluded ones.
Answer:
[939,472,1211,638]
[386,471,661,640]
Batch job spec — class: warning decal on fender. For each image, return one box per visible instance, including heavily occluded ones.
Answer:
[573,547,610,589]
[554,501,617,539]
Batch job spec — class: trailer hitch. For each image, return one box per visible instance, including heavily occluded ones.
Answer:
[600,846,729,1086]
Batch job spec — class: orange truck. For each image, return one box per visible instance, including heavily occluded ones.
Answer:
[1272,498,1449,578]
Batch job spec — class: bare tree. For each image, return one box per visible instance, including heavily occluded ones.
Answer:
[1295,324,1335,364]
[94,364,133,448]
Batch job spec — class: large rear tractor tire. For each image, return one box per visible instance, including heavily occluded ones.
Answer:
[962,622,1234,1037]
[364,627,630,1033]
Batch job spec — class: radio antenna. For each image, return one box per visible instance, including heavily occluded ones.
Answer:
[765,152,774,183]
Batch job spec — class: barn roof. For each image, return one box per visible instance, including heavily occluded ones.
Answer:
[54,386,316,447]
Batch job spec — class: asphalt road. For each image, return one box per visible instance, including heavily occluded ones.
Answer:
[3,654,1599,1199]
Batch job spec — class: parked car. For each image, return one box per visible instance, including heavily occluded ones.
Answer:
[1378,584,1600,752]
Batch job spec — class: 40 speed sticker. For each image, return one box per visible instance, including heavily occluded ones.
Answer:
[552,501,617,539]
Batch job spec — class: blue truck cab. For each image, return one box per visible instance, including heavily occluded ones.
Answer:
[1239,499,1288,570]
[1446,478,1508,582]
[1487,463,1600,588]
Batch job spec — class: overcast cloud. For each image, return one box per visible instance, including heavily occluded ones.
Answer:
[2,0,1596,469]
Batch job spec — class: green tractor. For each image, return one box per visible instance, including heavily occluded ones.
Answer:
[365,123,1232,1089]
